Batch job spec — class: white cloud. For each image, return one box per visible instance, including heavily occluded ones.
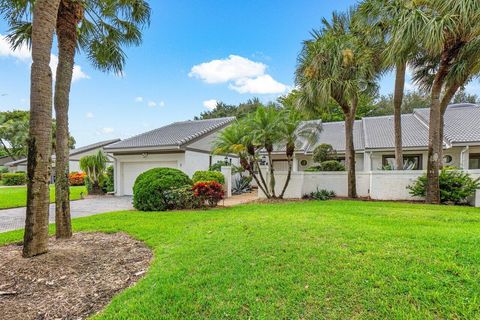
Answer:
[203,99,218,110]
[159,101,165,107]
[102,127,114,134]
[0,34,89,83]
[135,96,144,102]
[229,75,287,94]
[86,112,94,119]
[147,101,157,107]
[189,54,288,95]
[189,55,266,84]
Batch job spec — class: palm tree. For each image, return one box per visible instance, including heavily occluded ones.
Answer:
[387,0,480,203]
[80,150,108,195]
[15,0,61,257]
[213,121,271,197]
[249,107,282,198]
[277,109,322,198]
[296,9,381,198]
[2,0,151,238]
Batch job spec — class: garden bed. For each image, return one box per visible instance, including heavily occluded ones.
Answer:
[0,232,152,320]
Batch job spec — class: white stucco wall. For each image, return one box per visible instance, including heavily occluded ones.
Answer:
[369,170,423,200]
[114,153,185,196]
[183,150,211,177]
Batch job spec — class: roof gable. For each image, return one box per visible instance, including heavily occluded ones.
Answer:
[105,117,235,150]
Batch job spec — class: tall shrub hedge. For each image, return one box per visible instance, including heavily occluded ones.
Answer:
[192,171,225,184]
[2,172,27,186]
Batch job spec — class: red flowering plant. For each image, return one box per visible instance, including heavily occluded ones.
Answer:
[192,181,225,207]
[68,172,86,186]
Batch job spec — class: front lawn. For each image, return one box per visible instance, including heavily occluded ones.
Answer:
[1,200,480,318]
[0,185,87,209]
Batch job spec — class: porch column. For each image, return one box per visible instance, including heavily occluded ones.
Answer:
[221,166,232,198]
[292,155,299,172]
[460,146,470,170]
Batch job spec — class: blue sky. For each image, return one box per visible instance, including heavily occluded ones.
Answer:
[0,0,478,147]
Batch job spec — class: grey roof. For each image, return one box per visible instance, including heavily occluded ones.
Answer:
[287,103,480,153]
[105,117,235,150]
[303,120,364,153]
[69,138,120,156]
[363,114,429,149]
[414,103,480,144]
[5,139,120,167]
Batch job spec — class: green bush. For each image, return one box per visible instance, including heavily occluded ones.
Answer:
[163,186,203,210]
[2,172,27,186]
[407,168,480,204]
[133,168,193,211]
[0,166,8,180]
[313,144,338,163]
[303,188,336,200]
[105,165,114,193]
[306,160,345,172]
[192,170,225,184]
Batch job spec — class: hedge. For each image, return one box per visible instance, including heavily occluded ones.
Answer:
[192,171,225,184]
[2,172,27,186]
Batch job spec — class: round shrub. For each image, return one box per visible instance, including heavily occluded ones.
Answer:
[192,170,225,184]
[133,168,192,211]
[2,172,27,186]
[408,168,480,204]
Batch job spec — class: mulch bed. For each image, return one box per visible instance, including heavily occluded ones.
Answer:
[0,232,152,320]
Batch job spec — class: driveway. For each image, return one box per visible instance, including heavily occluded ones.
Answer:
[0,196,133,233]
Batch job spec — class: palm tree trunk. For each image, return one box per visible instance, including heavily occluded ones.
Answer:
[252,157,271,198]
[279,154,293,199]
[267,151,276,198]
[426,59,450,204]
[345,108,357,198]
[393,63,406,170]
[54,0,81,239]
[23,0,61,258]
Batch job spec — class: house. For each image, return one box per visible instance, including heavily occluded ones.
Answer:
[104,117,237,196]
[4,139,120,175]
[0,156,14,166]
[268,103,480,172]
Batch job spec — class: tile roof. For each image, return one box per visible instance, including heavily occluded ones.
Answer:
[288,103,480,153]
[4,139,120,167]
[362,114,429,149]
[105,117,235,150]
[414,103,480,144]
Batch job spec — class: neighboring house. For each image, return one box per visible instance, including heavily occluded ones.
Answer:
[268,103,480,172]
[0,156,14,166]
[104,117,237,196]
[5,139,120,176]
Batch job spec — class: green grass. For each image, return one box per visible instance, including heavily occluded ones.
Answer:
[0,185,87,209]
[1,200,480,319]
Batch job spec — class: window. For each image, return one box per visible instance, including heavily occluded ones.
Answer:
[382,154,422,170]
[443,155,453,165]
[300,159,308,167]
[469,154,480,169]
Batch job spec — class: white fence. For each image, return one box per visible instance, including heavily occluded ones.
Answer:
[258,168,480,202]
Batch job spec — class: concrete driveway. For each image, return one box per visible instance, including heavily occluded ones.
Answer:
[0,196,133,233]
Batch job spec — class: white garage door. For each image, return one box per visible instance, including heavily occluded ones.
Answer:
[122,161,177,195]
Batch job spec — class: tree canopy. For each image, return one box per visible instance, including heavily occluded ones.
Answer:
[0,110,76,160]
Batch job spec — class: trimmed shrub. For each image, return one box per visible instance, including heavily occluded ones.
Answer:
[2,172,27,186]
[306,160,345,172]
[164,186,203,210]
[407,168,480,204]
[192,170,225,184]
[133,168,192,211]
[313,144,338,163]
[302,188,336,201]
[192,181,224,207]
[68,172,86,186]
